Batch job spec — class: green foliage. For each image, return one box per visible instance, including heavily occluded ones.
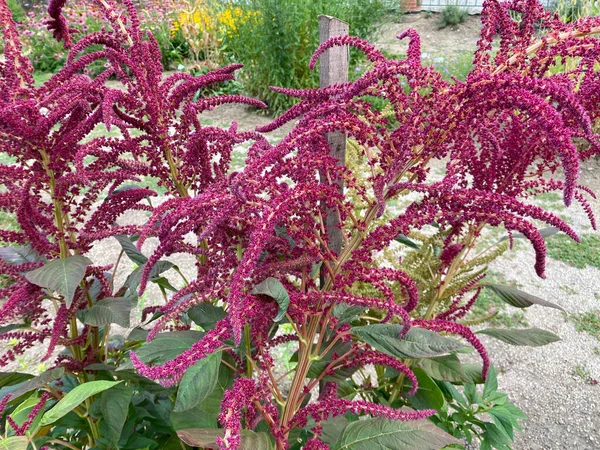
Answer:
[437,5,468,29]
[351,325,467,359]
[252,277,290,321]
[6,0,24,23]
[546,234,600,269]
[568,310,600,340]
[426,51,473,82]
[548,0,600,23]
[220,0,387,114]
[476,327,561,346]
[432,367,527,448]
[332,417,460,449]
[25,256,92,308]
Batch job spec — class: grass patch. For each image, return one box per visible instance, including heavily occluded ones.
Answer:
[568,310,600,340]
[559,285,580,295]
[546,234,600,269]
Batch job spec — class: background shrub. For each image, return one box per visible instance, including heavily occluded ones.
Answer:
[220,0,387,114]
[437,4,468,29]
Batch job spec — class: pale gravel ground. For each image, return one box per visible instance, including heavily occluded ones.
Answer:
[478,165,600,450]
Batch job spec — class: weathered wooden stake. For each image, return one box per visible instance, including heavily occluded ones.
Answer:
[318,15,348,257]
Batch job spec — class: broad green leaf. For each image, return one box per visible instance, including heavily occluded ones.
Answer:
[320,416,349,446]
[0,373,33,389]
[351,325,467,359]
[0,325,25,335]
[171,361,233,430]
[188,303,226,330]
[488,406,515,440]
[114,235,148,265]
[483,365,498,400]
[394,234,420,250]
[99,383,134,446]
[405,368,445,411]
[482,422,511,450]
[5,368,64,402]
[25,256,92,307]
[310,262,322,279]
[41,380,122,425]
[482,284,565,312]
[80,297,132,327]
[0,436,28,450]
[415,355,466,383]
[127,327,149,342]
[150,260,176,279]
[461,364,484,384]
[305,340,357,381]
[0,246,41,265]
[333,304,365,324]
[177,428,273,449]
[333,417,460,450]
[122,266,144,297]
[174,351,222,412]
[437,381,467,406]
[477,328,560,346]
[252,277,289,321]
[119,331,204,370]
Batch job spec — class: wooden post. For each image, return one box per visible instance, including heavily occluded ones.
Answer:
[318,15,348,257]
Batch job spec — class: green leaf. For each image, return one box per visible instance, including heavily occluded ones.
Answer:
[463,383,479,404]
[488,406,515,440]
[305,341,356,381]
[415,355,467,383]
[120,331,204,370]
[114,235,148,265]
[0,373,34,389]
[41,380,122,425]
[25,256,92,307]
[482,284,565,312]
[171,362,233,430]
[333,417,460,450]
[320,416,349,446]
[394,234,420,250]
[461,364,484,384]
[0,436,28,450]
[333,304,365,324]
[5,368,64,402]
[351,325,467,359]
[188,304,226,330]
[405,368,446,411]
[174,351,222,412]
[99,383,134,446]
[477,328,560,346]
[437,381,466,406]
[251,277,290,322]
[483,422,511,450]
[0,246,41,265]
[80,297,132,327]
[177,428,273,449]
[150,260,176,279]
[483,365,498,400]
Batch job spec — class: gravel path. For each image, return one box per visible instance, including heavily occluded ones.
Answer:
[479,165,600,450]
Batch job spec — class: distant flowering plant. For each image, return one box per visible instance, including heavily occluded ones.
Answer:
[0,0,599,449]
